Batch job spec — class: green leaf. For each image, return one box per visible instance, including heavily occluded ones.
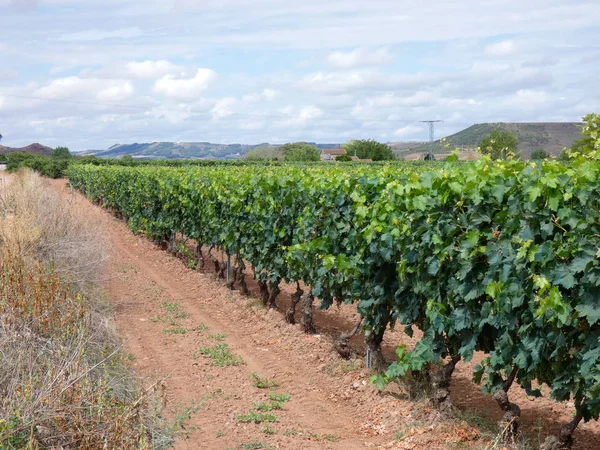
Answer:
[548,196,560,211]
[552,265,576,289]
[412,195,428,211]
[370,374,386,391]
[485,281,502,299]
[526,186,542,202]
[575,296,600,325]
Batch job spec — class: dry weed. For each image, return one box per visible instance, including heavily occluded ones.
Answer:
[0,170,109,287]
[0,171,168,449]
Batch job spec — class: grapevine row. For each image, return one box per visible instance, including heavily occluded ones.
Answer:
[67,159,600,447]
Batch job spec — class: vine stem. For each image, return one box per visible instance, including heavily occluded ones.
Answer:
[285,282,303,324]
[301,293,316,334]
[541,400,586,450]
[430,354,460,412]
[493,365,521,442]
[334,316,362,359]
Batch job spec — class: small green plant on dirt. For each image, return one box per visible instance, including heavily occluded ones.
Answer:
[208,333,227,341]
[253,401,282,412]
[193,343,245,366]
[239,442,272,450]
[309,433,340,442]
[152,301,189,326]
[163,400,205,441]
[236,411,278,424]
[283,429,298,436]
[216,430,225,438]
[251,373,279,389]
[162,323,207,335]
[162,327,188,334]
[261,424,276,435]
[267,393,291,403]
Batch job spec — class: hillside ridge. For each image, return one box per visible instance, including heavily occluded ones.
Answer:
[0,143,53,155]
[410,122,582,158]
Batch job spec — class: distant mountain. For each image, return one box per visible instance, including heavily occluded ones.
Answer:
[0,143,53,156]
[409,122,583,158]
[86,142,344,159]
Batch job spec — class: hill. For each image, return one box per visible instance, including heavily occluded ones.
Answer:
[0,143,53,156]
[90,142,261,159]
[409,122,583,158]
[87,142,343,159]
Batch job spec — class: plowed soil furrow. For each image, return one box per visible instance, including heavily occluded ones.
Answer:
[107,229,369,449]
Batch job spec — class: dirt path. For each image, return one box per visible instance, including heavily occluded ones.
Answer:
[48,178,600,450]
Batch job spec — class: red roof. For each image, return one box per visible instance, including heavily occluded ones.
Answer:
[321,149,346,156]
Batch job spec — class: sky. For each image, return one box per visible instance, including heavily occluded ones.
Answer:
[0,0,599,151]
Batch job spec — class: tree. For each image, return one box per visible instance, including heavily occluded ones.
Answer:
[477,130,518,160]
[51,146,72,159]
[342,139,395,161]
[280,142,320,162]
[557,114,600,160]
[245,145,282,161]
[530,149,549,160]
[335,154,352,162]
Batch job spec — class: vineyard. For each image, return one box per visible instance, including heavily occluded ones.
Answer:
[67,156,600,449]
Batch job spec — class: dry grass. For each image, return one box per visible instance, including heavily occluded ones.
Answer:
[0,170,108,287]
[0,171,170,449]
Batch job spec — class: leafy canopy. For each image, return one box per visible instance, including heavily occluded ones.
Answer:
[530,149,549,160]
[51,146,72,159]
[477,130,518,160]
[335,154,352,162]
[244,145,282,161]
[280,142,320,162]
[342,139,395,161]
[560,113,600,160]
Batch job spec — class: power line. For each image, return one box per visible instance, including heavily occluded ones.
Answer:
[420,120,443,159]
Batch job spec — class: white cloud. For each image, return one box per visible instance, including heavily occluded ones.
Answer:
[242,88,278,103]
[126,60,183,79]
[484,40,517,57]
[275,105,323,127]
[34,76,89,99]
[55,27,144,42]
[153,69,217,100]
[507,89,550,108]
[33,76,136,104]
[327,47,394,69]
[97,82,134,102]
[298,105,322,120]
[394,124,422,138]
[301,71,390,94]
[211,97,236,119]
[262,88,277,100]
